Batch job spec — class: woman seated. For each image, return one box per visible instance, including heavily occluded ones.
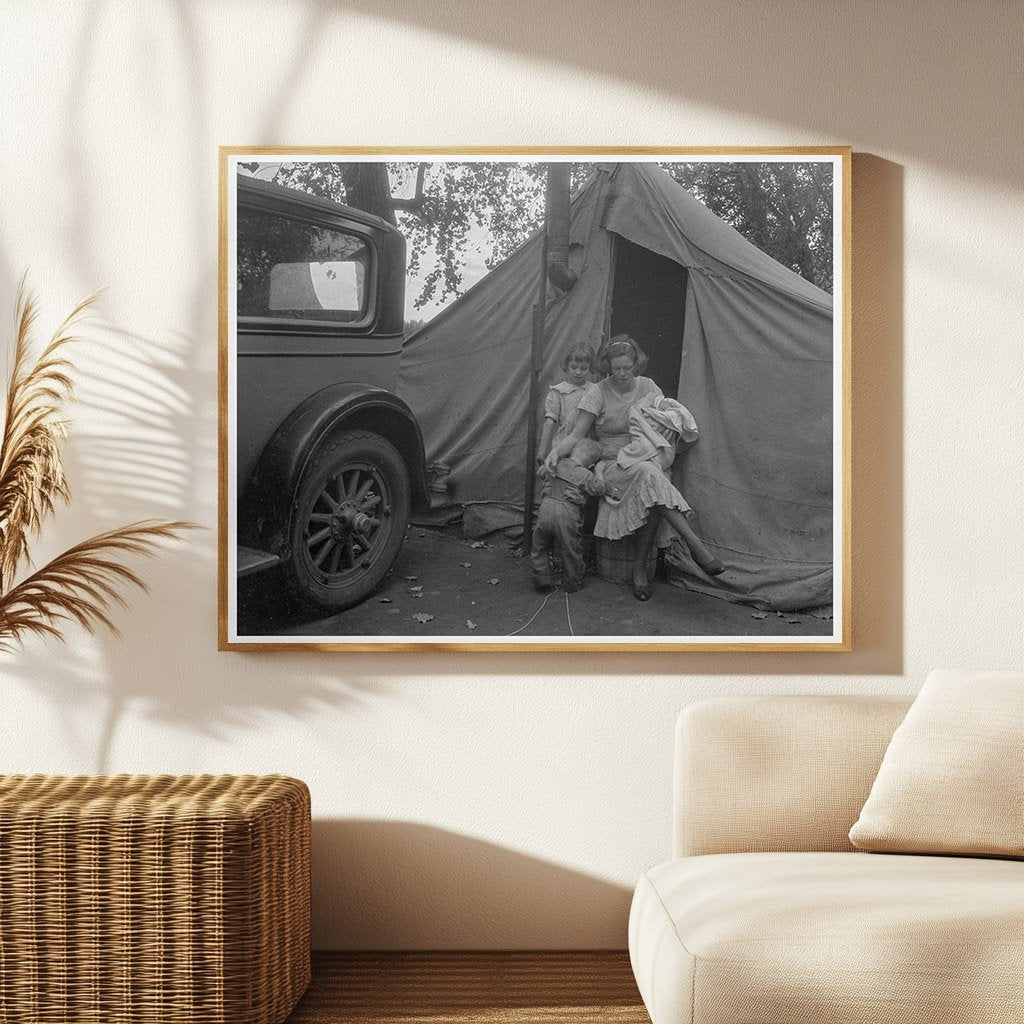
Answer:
[543,334,724,601]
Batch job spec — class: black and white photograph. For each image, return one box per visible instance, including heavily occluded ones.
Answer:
[220,149,849,649]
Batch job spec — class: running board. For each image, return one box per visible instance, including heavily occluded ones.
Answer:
[237,545,282,577]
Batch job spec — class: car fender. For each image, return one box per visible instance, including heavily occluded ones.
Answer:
[239,383,429,556]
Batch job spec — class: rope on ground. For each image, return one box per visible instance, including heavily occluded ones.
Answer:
[504,591,555,636]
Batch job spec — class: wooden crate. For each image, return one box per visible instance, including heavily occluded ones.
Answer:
[594,534,657,585]
[0,774,310,1024]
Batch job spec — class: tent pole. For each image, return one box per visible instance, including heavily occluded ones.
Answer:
[523,227,550,549]
[604,232,618,345]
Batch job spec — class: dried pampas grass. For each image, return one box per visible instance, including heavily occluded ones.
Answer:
[0,280,195,650]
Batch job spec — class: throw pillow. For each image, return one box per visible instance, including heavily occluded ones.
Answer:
[849,668,1024,857]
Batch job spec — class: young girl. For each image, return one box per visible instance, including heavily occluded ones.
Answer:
[536,343,600,467]
[531,343,601,592]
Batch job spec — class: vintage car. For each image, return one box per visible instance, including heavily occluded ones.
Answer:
[234,172,428,611]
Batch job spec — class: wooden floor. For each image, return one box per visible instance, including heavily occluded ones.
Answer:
[287,951,649,1024]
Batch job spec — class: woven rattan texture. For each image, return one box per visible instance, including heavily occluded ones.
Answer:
[0,774,311,1024]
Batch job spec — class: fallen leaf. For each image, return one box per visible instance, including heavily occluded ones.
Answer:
[379,597,392,604]
[470,541,487,549]
[487,578,500,586]
[466,619,477,629]
[750,611,769,620]
[460,562,472,568]
[409,585,423,592]
[404,575,419,581]
[411,613,435,624]
[786,618,803,624]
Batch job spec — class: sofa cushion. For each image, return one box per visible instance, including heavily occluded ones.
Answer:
[849,668,1024,857]
[629,852,1024,1024]
[675,695,912,857]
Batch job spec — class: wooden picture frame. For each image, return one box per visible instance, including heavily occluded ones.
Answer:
[219,147,851,651]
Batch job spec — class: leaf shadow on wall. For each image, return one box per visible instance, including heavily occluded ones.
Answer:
[0,2,404,772]
[311,819,634,949]
[331,0,1020,189]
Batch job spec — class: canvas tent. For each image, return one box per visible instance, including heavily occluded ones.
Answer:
[399,163,835,610]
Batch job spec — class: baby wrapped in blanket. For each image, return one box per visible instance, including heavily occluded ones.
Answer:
[594,396,698,539]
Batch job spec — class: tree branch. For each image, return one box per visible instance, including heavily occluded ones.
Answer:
[392,162,428,216]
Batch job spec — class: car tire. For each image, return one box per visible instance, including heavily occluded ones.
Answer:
[283,429,410,612]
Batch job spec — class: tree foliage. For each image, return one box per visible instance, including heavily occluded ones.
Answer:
[261,160,833,309]
[660,162,834,292]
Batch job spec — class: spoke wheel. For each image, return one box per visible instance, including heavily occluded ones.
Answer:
[284,430,410,611]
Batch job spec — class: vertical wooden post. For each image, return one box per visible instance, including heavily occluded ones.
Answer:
[604,232,618,346]
[523,226,550,547]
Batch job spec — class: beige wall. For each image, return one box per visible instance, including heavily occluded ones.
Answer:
[1,1,1021,948]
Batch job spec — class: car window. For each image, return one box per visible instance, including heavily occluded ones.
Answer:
[237,205,370,323]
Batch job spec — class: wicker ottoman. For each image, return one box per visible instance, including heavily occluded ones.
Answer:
[0,774,310,1024]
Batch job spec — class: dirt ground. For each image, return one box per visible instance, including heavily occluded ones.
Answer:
[237,527,830,640]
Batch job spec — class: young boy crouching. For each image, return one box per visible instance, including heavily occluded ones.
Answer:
[530,439,605,593]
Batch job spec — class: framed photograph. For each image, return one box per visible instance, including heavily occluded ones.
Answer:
[219,148,850,651]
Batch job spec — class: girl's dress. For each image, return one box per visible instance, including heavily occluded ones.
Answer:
[578,377,697,543]
[544,380,600,450]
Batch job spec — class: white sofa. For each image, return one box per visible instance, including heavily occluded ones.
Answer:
[628,695,1024,1024]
